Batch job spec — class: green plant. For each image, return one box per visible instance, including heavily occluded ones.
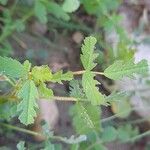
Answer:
[0,36,149,149]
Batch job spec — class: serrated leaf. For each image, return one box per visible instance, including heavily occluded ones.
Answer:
[0,56,27,78]
[31,65,52,83]
[51,71,73,84]
[39,83,53,98]
[17,141,25,150]
[46,1,70,21]
[70,103,101,134]
[62,0,80,13]
[82,71,106,105]
[80,36,99,71]
[104,59,148,80]
[34,1,47,24]
[69,80,84,99]
[17,80,38,125]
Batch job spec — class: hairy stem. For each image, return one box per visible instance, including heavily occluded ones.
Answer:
[73,70,104,75]
[53,96,77,101]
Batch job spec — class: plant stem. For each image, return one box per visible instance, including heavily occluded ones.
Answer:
[73,70,104,75]
[0,122,76,144]
[53,96,77,102]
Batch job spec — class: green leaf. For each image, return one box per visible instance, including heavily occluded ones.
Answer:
[39,83,54,98]
[46,1,70,21]
[43,141,55,150]
[69,80,85,99]
[104,59,148,80]
[17,80,38,125]
[17,141,25,150]
[101,126,117,142]
[70,103,101,134]
[0,57,27,78]
[117,124,139,142]
[51,71,73,84]
[34,1,47,24]
[23,60,31,73]
[62,0,80,13]
[80,36,99,71]
[81,0,101,15]
[82,71,106,105]
[31,65,52,83]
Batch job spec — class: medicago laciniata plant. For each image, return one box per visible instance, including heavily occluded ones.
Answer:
[0,36,149,149]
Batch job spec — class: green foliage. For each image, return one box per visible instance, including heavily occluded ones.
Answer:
[45,1,70,21]
[51,70,73,84]
[104,59,148,80]
[0,34,149,149]
[31,65,52,83]
[117,124,139,142]
[17,141,25,150]
[0,0,148,147]
[39,82,53,98]
[81,36,98,71]
[69,80,85,99]
[17,80,38,125]
[62,0,80,13]
[111,99,132,118]
[0,102,17,121]
[101,126,117,142]
[81,0,121,15]
[82,71,105,105]
[34,1,47,24]
[70,103,101,134]
[0,57,27,78]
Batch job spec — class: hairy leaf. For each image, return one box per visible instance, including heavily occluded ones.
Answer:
[62,0,80,13]
[80,36,99,71]
[0,56,27,78]
[70,103,101,134]
[104,59,148,80]
[39,83,54,98]
[31,65,52,83]
[69,80,84,99]
[82,71,106,105]
[51,71,73,84]
[17,80,38,125]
